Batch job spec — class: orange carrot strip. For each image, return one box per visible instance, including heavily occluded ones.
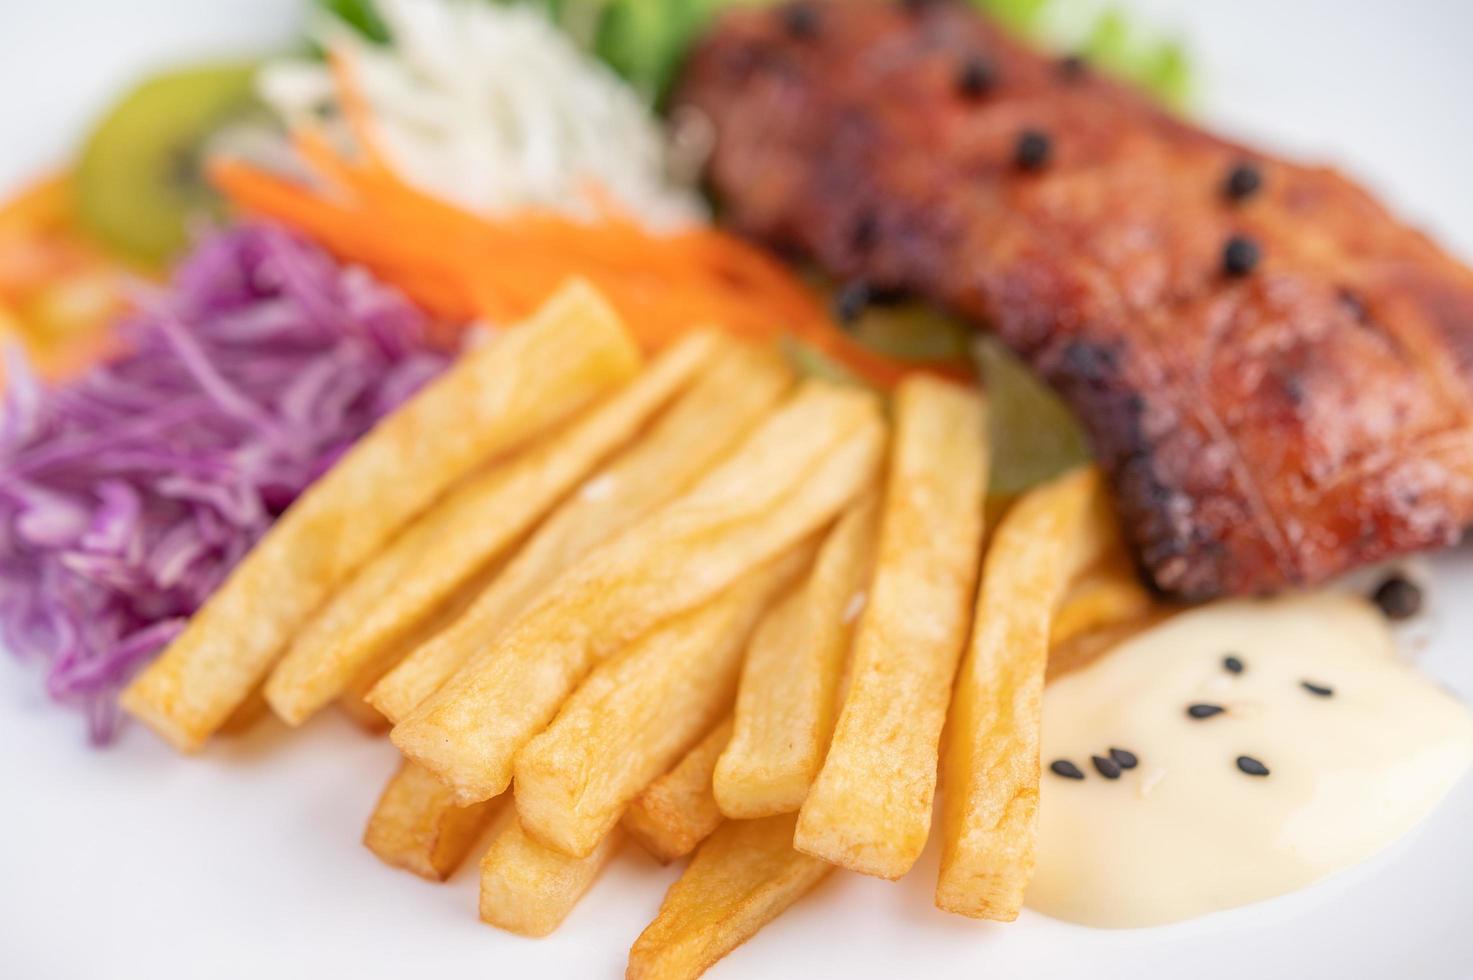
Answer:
[213,128,973,388]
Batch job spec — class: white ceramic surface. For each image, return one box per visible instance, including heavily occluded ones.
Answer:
[3,2,1472,978]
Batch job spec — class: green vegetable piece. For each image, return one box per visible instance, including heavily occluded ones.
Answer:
[593,0,778,103]
[973,0,1052,37]
[841,300,973,365]
[316,0,391,43]
[596,0,682,100]
[782,336,863,388]
[76,62,260,266]
[977,337,1089,495]
[1083,9,1131,67]
[969,0,1192,109]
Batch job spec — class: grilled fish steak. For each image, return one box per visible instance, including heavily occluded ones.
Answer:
[677,0,1473,598]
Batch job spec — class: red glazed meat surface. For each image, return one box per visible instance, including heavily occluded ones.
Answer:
[678,0,1473,598]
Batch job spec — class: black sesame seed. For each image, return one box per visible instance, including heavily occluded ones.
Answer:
[1015,129,1052,171]
[1050,759,1086,780]
[1371,574,1423,621]
[1091,754,1122,779]
[1058,54,1087,80]
[1236,755,1270,777]
[1223,162,1263,202]
[1223,235,1260,277]
[1108,747,1138,769]
[1187,703,1226,719]
[956,55,996,98]
[1301,680,1335,698]
[832,280,871,327]
[1222,654,1245,675]
[781,3,819,40]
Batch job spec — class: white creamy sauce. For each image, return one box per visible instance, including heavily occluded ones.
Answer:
[1026,593,1473,929]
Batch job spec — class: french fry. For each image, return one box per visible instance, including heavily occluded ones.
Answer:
[353,580,521,872]
[359,351,788,885]
[337,681,390,733]
[627,814,833,980]
[391,380,884,805]
[479,816,623,938]
[121,281,641,751]
[714,493,878,819]
[363,759,503,881]
[1045,608,1173,684]
[335,566,499,735]
[514,547,810,858]
[264,331,719,726]
[624,717,731,864]
[368,345,793,724]
[795,377,988,879]
[935,466,1112,920]
[217,686,269,737]
[1049,546,1154,651]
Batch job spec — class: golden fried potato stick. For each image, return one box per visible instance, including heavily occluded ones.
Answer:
[624,717,731,864]
[1045,607,1173,684]
[1049,545,1155,652]
[264,331,720,726]
[337,683,390,733]
[217,686,269,737]
[935,466,1112,921]
[368,345,793,725]
[479,816,623,937]
[121,282,640,751]
[336,570,500,735]
[363,759,504,881]
[514,546,811,858]
[627,814,833,980]
[391,380,884,805]
[795,377,988,879]
[714,493,878,819]
[358,347,788,884]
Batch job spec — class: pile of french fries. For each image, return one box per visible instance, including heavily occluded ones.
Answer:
[122,281,1157,978]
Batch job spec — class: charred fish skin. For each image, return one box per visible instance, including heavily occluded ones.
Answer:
[678,0,1473,599]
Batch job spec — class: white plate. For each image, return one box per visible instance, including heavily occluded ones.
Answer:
[3,2,1473,978]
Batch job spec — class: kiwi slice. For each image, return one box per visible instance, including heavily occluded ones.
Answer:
[75,62,260,266]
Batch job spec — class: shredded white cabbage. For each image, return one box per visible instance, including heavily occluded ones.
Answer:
[258,0,706,230]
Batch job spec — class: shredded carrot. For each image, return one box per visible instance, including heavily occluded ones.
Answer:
[209,53,971,389]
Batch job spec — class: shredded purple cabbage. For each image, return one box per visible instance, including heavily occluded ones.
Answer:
[0,223,448,744]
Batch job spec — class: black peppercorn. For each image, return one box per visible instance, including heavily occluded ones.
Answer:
[956,55,996,98]
[1224,162,1263,202]
[1223,235,1260,277]
[1058,54,1087,80]
[1015,129,1052,171]
[1371,574,1422,620]
[782,3,819,40]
